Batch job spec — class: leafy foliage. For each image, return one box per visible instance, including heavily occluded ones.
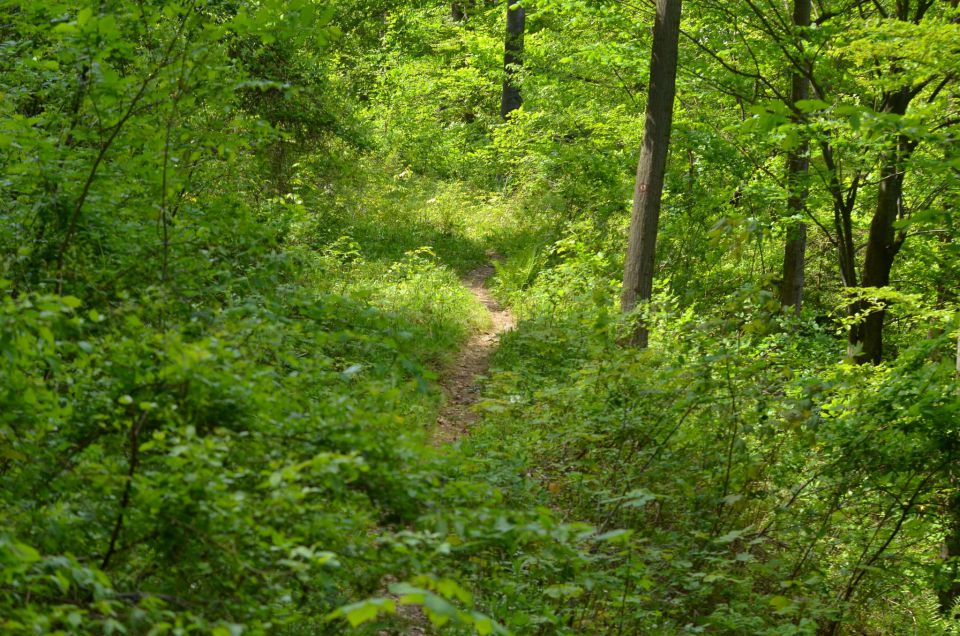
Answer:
[2,0,959,634]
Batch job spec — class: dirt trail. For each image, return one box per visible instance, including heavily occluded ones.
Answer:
[377,264,512,634]
[434,262,515,443]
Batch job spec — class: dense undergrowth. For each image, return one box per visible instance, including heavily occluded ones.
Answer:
[465,240,960,633]
[3,0,960,634]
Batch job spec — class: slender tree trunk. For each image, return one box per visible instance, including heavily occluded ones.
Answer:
[956,331,960,375]
[780,0,811,315]
[499,1,525,118]
[940,233,960,616]
[621,0,683,347]
[452,0,473,21]
[942,488,960,615]
[934,3,959,613]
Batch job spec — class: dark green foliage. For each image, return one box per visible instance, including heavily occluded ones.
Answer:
[472,254,960,632]
[2,0,959,633]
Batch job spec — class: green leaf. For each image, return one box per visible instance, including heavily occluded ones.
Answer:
[475,616,494,635]
[544,583,584,599]
[596,528,633,544]
[768,595,794,613]
[714,529,744,544]
[12,541,42,563]
[794,99,830,113]
[331,599,396,627]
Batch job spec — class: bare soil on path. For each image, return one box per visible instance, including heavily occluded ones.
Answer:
[434,262,515,443]
[378,262,515,635]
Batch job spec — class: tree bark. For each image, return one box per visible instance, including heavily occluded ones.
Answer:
[943,489,960,615]
[853,89,911,364]
[849,0,946,363]
[499,1,525,118]
[779,0,811,315]
[620,0,683,347]
[939,210,960,617]
[452,0,473,22]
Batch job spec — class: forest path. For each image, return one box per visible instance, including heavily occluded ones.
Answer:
[434,261,515,443]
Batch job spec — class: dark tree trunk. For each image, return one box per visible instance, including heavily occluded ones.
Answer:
[855,162,905,363]
[941,171,960,618]
[848,0,945,363]
[620,0,683,347]
[499,1,525,118]
[451,1,468,21]
[940,488,960,615]
[853,88,911,364]
[780,0,811,315]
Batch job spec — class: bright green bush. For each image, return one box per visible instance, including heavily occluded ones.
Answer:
[466,240,960,633]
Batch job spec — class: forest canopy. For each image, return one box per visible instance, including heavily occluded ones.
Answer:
[1,0,959,634]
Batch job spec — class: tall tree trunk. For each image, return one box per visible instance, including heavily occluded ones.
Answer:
[849,0,946,362]
[780,0,811,315]
[620,0,683,347]
[942,487,960,615]
[853,89,911,364]
[937,131,960,615]
[939,290,960,618]
[856,163,904,363]
[499,1,525,118]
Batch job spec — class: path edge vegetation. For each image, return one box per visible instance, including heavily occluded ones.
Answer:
[1,0,960,634]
